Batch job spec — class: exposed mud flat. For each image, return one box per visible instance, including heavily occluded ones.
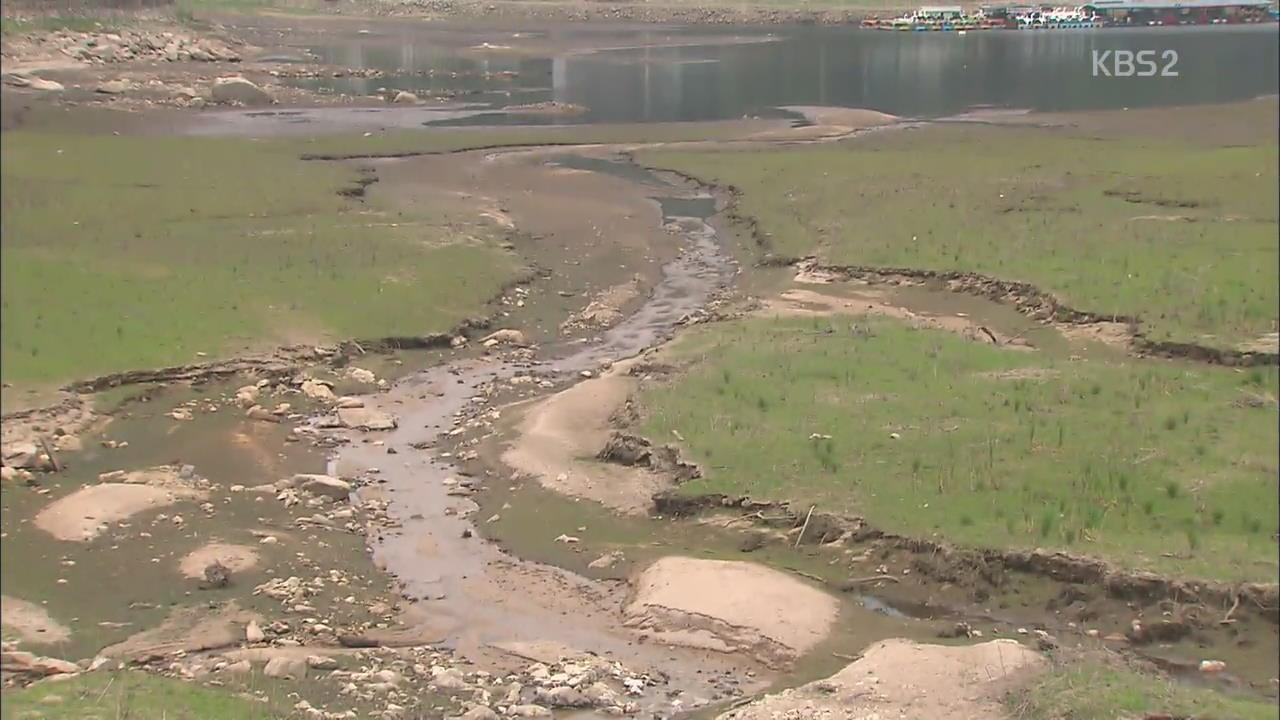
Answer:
[502,358,669,514]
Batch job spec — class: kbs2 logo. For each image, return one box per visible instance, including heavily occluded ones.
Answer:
[1091,49,1180,77]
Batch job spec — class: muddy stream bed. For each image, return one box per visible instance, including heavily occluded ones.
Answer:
[310,150,1274,711]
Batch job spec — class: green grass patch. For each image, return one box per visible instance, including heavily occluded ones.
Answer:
[1009,659,1278,720]
[638,316,1279,581]
[640,126,1279,348]
[1,132,518,387]
[0,670,287,720]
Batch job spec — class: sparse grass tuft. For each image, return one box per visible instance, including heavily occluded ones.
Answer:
[0,670,288,719]
[1008,657,1278,720]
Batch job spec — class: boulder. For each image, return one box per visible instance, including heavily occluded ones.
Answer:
[53,434,82,453]
[460,706,500,720]
[2,442,43,469]
[245,405,281,423]
[337,408,397,431]
[262,655,306,679]
[480,329,527,347]
[210,77,272,106]
[95,79,132,94]
[507,706,552,718]
[392,90,418,104]
[0,651,80,676]
[295,474,351,501]
[430,667,468,690]
[245,620,266,643]
[300,379,336,402]
[535,686,591,708]
[347,367,376,384]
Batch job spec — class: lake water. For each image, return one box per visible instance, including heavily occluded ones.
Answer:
[293,24,1279,123]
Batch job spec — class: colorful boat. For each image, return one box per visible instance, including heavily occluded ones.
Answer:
[871,1,1277,29]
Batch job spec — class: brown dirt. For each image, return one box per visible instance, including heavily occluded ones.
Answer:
[177,543,261,580]
[1,597,71,646]
[718,638,1046,720]
[758,287,1035,350]
[501,358,671,514]
[784,261,1276,367]
[33,482,208,543]
[623,556,839,668]
[99,601,261,663]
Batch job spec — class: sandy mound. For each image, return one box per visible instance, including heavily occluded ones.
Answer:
[178,543,260,580]
[1,596,71,645]
[719,638,1045,720]
[100,602,259,663]
[623,556,838,667]
[502,359,670,514]
[34,482,207,542]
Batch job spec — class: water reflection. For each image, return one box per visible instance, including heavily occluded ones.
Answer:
[295,24,1279,122]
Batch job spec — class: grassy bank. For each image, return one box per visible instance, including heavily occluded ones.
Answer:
[1009,658,1278,720]
[640,122,1279,350]
[0,670,287,720]
[0,132,519,390]
[638,316,1278,581]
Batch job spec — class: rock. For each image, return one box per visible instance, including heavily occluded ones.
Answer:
[587,551,623,570]
[263,655,306,679]
[347,367,377,384]
[173,86,199,99]
[737,532,767,553]
[305,654,338,670]
[245,620,266,643]
[1126,619,1191,645]
[337,408,397,431]
[223,659,252,674]
[235,385,260,407]
[5,74,65,92]
[0,651,80,676]
[430,667,468,690]
[336,396,364,409]
[460,706,500,720]
[583,682,620,706]
[450,336,468,348]
[246,405,281,423]
[300,379,337,402]
[480,329,527,347]
[53,434,82,453]
[1200,659,1226,674]
[95,79,131,94]
[2,442,43,469]
[508,705,552,718]
[295,474,352,501]
[391,90,418,104]
[535,686,590,708]
[210,76,272,106]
